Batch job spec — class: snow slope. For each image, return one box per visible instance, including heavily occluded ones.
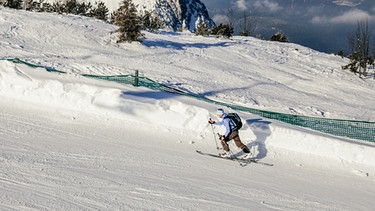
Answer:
[2,7,374,121]
[1,7,375,210]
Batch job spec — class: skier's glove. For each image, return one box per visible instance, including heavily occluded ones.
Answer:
[208,119,215,124]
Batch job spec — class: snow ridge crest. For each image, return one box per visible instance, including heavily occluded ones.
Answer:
[136,0,215,31]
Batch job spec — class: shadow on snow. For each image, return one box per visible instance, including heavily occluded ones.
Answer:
[143,40,231,50]
[246,118,272,160]
[121,90,180,100]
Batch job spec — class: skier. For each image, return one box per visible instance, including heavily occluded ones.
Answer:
[208,108,250,158]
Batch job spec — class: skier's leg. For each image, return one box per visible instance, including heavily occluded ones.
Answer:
[231,131,250,153]
[221,139,230,152]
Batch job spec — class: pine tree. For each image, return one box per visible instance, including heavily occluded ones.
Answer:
[270,32,288,42]
[195,22,210,36]
[113,0,144,43]
[211,24,233,39]
[141,10,163,32]
[3,0,23,9]
[63,0,91,15]
[52,1,64,14]
[88,1,109,21]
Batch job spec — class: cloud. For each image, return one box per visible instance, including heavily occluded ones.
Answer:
[253,0,282,12]
[212,14,228,24]
[311,9,374,24]
[236,0,248,11]
[332,0,360,7]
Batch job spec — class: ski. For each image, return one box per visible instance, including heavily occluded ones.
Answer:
[196,150,273,167]
[196,150,249,167]
[196,150,247,163]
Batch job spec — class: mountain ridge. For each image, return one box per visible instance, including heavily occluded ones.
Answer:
[101,0,215,31]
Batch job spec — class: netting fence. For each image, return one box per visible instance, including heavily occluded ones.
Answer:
[2,57,374,143]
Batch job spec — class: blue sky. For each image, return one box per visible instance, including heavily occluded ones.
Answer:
[200,0,375,55]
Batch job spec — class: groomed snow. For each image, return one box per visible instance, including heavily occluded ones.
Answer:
[1,7,375,210]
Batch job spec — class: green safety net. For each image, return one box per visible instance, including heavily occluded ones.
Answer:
[1,57,374,143]
[2,58,66,73]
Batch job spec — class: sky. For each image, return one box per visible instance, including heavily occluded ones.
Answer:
[1,6,375,210]
[201,0,375,54]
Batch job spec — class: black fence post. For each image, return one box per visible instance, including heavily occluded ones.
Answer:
[134,70,139,87]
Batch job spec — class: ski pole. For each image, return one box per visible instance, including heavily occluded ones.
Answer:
[209,118,220,150]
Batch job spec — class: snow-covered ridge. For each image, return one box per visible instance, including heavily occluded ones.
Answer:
[82,0,215,31]
[137,0,215,31]
[1,6,374,122]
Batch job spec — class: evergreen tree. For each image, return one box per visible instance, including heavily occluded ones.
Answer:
[64,0,91,15]
[109,11,118,24]
[88,1,109,21]
[3,0,23,9]
[52,1,65,14]
[113,0,144,43]
[64,0,79,14]
[195,22,210,36]
[211,23,233,38]
[270,32,288,42]
[336,50,344,58]
[31,0,53,12]
[140,10,163,32]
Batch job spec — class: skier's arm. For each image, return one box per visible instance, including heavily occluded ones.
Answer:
[223,120,231,137]
[215,120,224,126]
[208,118,224,125]
[209,117,230,138]
[217,119,231,138]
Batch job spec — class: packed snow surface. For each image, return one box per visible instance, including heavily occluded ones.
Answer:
[1,7,375,210]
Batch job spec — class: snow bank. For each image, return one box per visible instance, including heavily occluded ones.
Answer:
[0,60,210,132]
[269,124,375,173]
